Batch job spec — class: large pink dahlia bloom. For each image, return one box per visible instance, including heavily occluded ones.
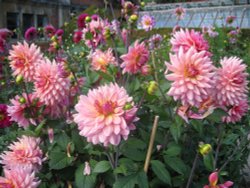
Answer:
[0,167,40,188]
[7,93,42,128]
[215,57,248,106]
[34,58,70,109]
[222,99,248,123]
[89,48,117,72]
[165,47,215,107]
[74,83,138,146]
[170,29,210,56]
[0,135,43,171]
[120,40,149,74]
[8,41,43,82]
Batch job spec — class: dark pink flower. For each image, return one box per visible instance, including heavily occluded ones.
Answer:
[0,104,12,128]
[204,172,233,188]
[73,30,82,43]
[0,28,12,40]
[25,27,37,41]
[55,29,64,36]
[77,13,88,29]
[44,25,56,38]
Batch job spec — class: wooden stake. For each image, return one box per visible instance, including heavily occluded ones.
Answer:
[144,116,159,173]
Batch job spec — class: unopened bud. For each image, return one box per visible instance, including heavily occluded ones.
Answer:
[199,143,212,156]
[140,2,145,7]
[147,81,158,95]
[124,103,133,110]
[129,14,138,22]
[85,16,91,23]
[15,75,23,84]
[19,97,26,104]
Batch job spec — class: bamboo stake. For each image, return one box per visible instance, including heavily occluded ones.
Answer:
[144,116,159,173]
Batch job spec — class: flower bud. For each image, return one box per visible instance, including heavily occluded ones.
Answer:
[124,102,133,110]
[15,75,23,84]
[147,81,158,95]
[129,14,138,22]
[19,97,26,104]
[140,2,145,7]
[85,16,91,23]
[199,143,212,156]
[51,35,57,42]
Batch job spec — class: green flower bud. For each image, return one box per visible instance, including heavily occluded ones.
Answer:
[19,97,26,104]
[15,75,23,84]
[147,81,158,95]
[199,143,212,156]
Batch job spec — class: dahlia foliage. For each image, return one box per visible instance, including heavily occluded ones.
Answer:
[0,1,249,187]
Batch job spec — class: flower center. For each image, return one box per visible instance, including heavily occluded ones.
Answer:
[185,64,199,78]
[95,100,117,116]
[144,19,151,26]
[14,58,26,68]
[0,180,15,188]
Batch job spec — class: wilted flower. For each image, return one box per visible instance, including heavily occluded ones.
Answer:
[204,171,233,188]
[226,15,236,24]
[170,29,210,56]
[44,24,56,38]
[0,135,43,171]
[8,41,43,82]
[25,27,37,41]
[34,58,70,117]
[174,7,185,20]
[77,13,88,29]
[121,40,149,74]
[148,34,163,50]
[89,48,117,72]
[0,167,40,188]
[140,15,155,31]
[222,99,248,123]
[0,104,12,128]
[73,30,82,43]
[74,83,138,146]
[165,47,215,107]
[7,93,43,128]
[83,161,91,175]
[215,57,248,106]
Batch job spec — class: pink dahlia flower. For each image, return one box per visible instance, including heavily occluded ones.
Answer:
[222,99,248,123]
[0,104,12,128]
[34,58,70,117]
[89,48,117,72]
[74,83,138,146]
[0,135,43,171]
[8,41,43,82]
[165,47,215,107]
[120,40,149,74]
[55,29,64,36]
[7,93,42,128]
[148,34,163,50]
[0,28,12,40]
[0,167,40,188]
[44,24,56,38]
[215,57,248,106]
[174,7,185,20]
[25,27,37,41]
[204,171,233,188]
[170,29,210,56]
[77,13,88,29]
[140,15,155,31]
[73,30,83,43]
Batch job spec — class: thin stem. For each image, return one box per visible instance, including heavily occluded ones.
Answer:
[115,146,119,169]
[186,152,199,188]
[214,124,223,169]
[144,116,159,173]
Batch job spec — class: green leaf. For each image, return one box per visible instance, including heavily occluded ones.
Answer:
[164,156,187,175]
[170,123,182,143]
[97,71,114,82]
[49,151,74,170]
[121,138,146,161]
[207,108,227,123]
[85,31,93,40]
[137,171,149,188]
[93,160,111,173]
[75,164,96,188]
[164,144,181,157]
[151,160,171,185]
[56,132,71,149]
[113,174,137,188]
[203,152,215,171]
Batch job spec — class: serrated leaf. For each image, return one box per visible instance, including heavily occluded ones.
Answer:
[93,160,111,173]
[75,164,96,188]
[49,151,74,170]
[137,171,149,188]
[151,160,171,185]
[170,123,182,143]
[164,144,181,156]
[164,156,187,175]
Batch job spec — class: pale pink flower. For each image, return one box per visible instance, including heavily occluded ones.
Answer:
[74,83,138,146]
[165,47,215,107]
[34,58,70,117]
[148,34,163,50]
[89,48,117,72]
[204,171,233,188]
[120,40,149,74]
[156,145,162,151]
[170,29,210,56]
[222,99,248,123]
[83,161,91,176]
[0,167,40,188]
[174,7,185,20]
[7,93,43,128]
[0,135,43,171]
[215,57,248,106]
[8,41,43,82]
[140,15,155,31]
[121,29,128,45]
